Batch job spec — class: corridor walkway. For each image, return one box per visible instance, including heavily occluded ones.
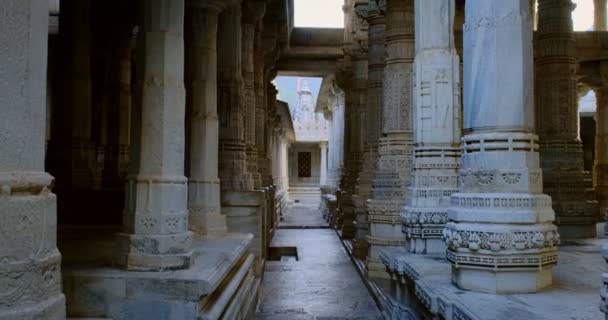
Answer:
[256,207,382,320]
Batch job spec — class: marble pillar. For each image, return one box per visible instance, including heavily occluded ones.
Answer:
[403,0,461,255]
[445,0,558,293]
[256,36,271,187]
[596,0,607,31]
[115,0,193,271]
[218,5,253,192]
[242,0,266,190]
[67,0,95,189]
[0,0,66,318]
[536,0,598,239]
[320,141,328,186]
[351,0,384,255]
[366,0,414,279]
[596,63,608,235]
[342,4,369,255]
[185,0,230,237]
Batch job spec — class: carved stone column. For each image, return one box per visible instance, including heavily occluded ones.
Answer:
[185,0,231,237]
[336,1,368,242]
[320,141,328,186]
[403,0,461,255]
[103,21,134,188]
[366,0,414,279]
[256,32,271,187]
[536,0,598,238]
[445,0,558,293]
[596,0,607,31]
[242,0,266,189]
[0,0,66,318]
[67,0,95,189]
[595,63,608,235]
[115,0,193,271]
[218,5,253,191]
[351,0,384,256]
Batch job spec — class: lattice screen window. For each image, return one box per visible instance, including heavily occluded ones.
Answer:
[298,152,311,177]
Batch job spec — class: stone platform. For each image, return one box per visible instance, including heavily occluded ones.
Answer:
[380,238,608,320]
[60,228,258,320]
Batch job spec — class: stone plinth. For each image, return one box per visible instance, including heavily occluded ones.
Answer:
[222,190,268,276]
[445,0,558,293]
[63,232,257,320]
[382,238,607,320]
[0,0,66,318]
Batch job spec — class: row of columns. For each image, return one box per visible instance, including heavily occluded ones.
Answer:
[336,0,608,294]
[0,0,290,317]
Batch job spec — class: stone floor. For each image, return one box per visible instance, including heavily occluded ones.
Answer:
[257,207,382,320]
[279,205,330,228]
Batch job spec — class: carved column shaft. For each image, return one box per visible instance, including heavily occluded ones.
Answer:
[242,0,265,189]
[0,0,66,318]
[446,0,558,293]
[115,0,193,271]
[320,141,328,186]
[595,0,607,31]
[351,0,384,253]
[218,5,253,191]
[255,34,270,187]
[403,0,461,255]
[366,0,414,279]
[65,0,95,189]
[536,0,598,238]
[343,1,370,256]
[185,1,228,237]
[103,18,134,188]
[595,64,608,235]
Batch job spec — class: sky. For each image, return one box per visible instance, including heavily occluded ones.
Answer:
[294,0,344,28]
[274,76,323,113]
[572,0,595,31]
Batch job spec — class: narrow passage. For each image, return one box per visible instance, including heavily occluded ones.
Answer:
[256,206,383,320]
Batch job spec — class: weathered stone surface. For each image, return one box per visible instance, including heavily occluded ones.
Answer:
[402,0,461,256]
[445,0,558,293]
[382,238,607,320]
[365,0,414,279]
[115,0,193,271]
[257,226,382,319]
[64,233,255,319]
[536,0,598,239]
[0,0,66,318]
[185,1,228,238]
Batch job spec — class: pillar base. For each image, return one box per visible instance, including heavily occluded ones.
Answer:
[188,180,227,238]
[0,294,66,320]
[407,238,446,255]
[452,266,553,294]
[114,232,193,271]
